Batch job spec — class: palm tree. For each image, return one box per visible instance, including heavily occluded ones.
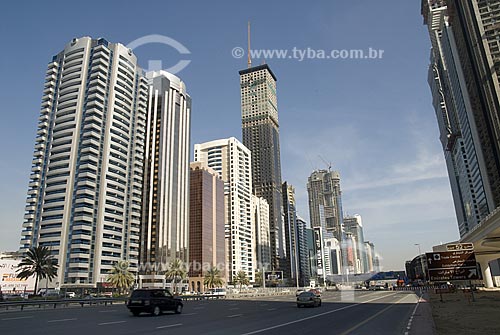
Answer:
[16,246,58,295]
[254,271,263,287]
[233,270,249,291]
[204,266,224,290]
[165,259,187,294]
[106,260,135,294]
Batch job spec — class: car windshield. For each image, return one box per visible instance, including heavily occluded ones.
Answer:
[299,292,313,297]
[130,290,152,298]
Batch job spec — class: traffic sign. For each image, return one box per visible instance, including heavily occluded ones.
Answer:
[446,243,474,251]
[426,250,480,281]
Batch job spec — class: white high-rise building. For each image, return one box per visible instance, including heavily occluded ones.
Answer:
[19,37,148,287]
[194,138,254,282]
[252,195,271,271]
[140,71,191,267]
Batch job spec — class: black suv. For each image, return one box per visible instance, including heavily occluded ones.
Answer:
[127,289,183,316]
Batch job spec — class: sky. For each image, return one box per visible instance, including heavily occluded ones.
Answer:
[0,0,460,270]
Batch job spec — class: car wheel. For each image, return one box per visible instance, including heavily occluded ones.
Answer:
[152,305,161,316]
[132,311,141,316]
[175,304,183,314]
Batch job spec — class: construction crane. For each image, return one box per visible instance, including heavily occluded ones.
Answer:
[318,155,332,171]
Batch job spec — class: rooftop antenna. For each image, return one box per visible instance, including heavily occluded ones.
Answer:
[247,21,252,68]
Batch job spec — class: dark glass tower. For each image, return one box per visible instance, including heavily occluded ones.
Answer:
[239,64,284,271]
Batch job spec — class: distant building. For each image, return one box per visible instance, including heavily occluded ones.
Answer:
[405,254,428,281]
[364,241,375,273]
[252,195,271,271]
[296,217,312,286]
[307,169,344,240]
[188,162,225,293]
[282,182,299,283]
[324,237,341,276]
[344,214,367,273]
[194,137,254,282]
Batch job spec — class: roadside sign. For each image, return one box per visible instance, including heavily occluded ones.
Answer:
[446,243,474,251]
[426,250,480,281]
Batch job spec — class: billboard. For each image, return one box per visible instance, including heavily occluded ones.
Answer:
[264,271,283,281]
[313,227,324,276]
[0,259,36,293]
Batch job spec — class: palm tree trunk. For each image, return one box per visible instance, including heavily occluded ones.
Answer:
[34,273,39,296]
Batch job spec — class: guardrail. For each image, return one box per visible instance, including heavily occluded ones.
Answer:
[0,297,126,311]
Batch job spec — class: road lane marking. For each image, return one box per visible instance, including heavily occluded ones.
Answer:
[193,306,205,309]
[98,321,126,326]
[156,323,182,329]
[47,318,77,323]
[180,313,198,316]
[2,316,34,321]
[227,314,243,318]
[229,307,240,310]
[98,310,117,313]
[266,308,276,311]
[240,293,400,335]
[338,294,409,335]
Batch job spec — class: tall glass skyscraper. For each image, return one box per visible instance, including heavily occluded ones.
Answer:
[140,71,191,266]
[19,37,148,287]
[422,0,494,236]
[239,64,284,271]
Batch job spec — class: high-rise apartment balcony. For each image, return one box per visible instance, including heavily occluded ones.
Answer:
[23,212,35,220]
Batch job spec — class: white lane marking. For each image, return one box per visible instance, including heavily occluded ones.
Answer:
[405,293,422,335]
[227,314,243,318]
[2,316,34,321]
[156,323,182,329]
[98,320,126,326]
[266,308,276,311]
[338,294,410,335]
[98,310,117,313]
[240,292,400,335]
[47,318,77,323]
[193,306,205,309]
[180,312,198,316]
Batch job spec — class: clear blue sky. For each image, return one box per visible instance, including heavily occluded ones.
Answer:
[0,0,459,269]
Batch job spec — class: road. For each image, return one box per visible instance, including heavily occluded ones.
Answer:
[0,290,420,334]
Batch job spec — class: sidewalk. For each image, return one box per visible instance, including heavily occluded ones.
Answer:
[428,290,500,335]
[408,292,436,335]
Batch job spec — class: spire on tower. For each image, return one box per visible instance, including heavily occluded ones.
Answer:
[247,21,252,68]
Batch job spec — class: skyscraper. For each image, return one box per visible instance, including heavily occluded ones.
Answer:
[296,216,311,287]
[194,138,254,282]
[307,169,344,240]
[344,214,367,274]
[188,162,225,292]
[422,0,490,236]
[447,0,500,209]
[140,70,191,266]
[19,37,148,286]
[282,182,299,284]
[252,195,271,271]
[239,64,284,271]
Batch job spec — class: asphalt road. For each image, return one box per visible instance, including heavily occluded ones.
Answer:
[0,290,419,335]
